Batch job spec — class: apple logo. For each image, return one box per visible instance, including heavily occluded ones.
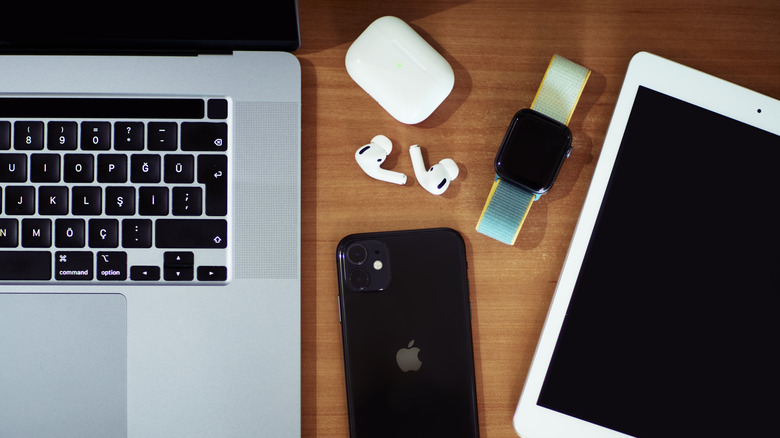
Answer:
[395,340,422,372]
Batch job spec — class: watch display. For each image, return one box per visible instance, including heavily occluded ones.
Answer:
[495,109,572,194]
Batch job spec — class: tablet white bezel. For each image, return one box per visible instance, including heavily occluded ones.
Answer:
[512,51,780,438]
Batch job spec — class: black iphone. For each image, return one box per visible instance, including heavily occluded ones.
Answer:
[336,228,479,438]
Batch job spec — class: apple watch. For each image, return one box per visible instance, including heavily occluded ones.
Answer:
[476,55,590,245]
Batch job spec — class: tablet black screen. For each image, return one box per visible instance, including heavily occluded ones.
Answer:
[537,86,779,437]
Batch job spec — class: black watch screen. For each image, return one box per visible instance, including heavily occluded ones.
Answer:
[494,108,573,194]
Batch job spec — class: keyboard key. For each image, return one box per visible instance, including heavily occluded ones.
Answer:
[97,154,128,183]
[47,121,78,150]
[207,99,228,119]
[64,153,95,182]
[0,219,18,247]
[164,154,194,183]
[114,122,144,151]
[164,251,194,267]
[130,265,161,281]
[164,251,194,281]
[21,218,52,248]
[14,121,44,150]
[71,186,102,215]
[0,121,10,149]
[181,122,227,151]
[105,186,136,215]
[148,122,178,151]
[131,154,161,183]
[122,219,152,248]
[198,266,227,281]
[138,187,169,216]
[172,186,202,216]
[0,154,27,182]
[38,186,69,215]
[30,153,61,182]
[155,219,227,248]
[89,219,119,248]
[0,250,51,280]
[97,251,127,281]
[198,154,228,216]
[5,186,36,215]
[55,218,86,248]
[81,122,111,150]
[54,251,93,280]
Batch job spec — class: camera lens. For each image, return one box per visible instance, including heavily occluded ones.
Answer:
[349,269,370,291]
[346,244,368,265]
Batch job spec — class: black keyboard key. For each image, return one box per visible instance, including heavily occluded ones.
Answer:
[81,122,111,150]
[164,251,194,267]
[207,99,228,119]
[97,251,127,281]
[0,250,51,280]
[71,186,102,215]
[181,122,227,151]
[54,251,93,280]
[14,121,44,150]
[138,187,169,216]
[164,154,194,183]
[21,218,51,248]
[198,266,227,281]
[105,186,136,215]
[38,186,69,215]
[47,121,78,150]
[0,219,18,247]
[5,186,35,215]
[114,122,144,151]
[197,154,228,216]
[131,154,161,183]
[97,154,128,183]
[64,154,94,182]
[155,219,227,248]
[164,251,194,281]
[172,186,202,216]
[0,121,10,149]
[30,153,61,182]
[89,219,119,248]
[122,219,152,248]
[55,218,86,248]
[148,122,178,151]
[0,154,27,182]
[130,265,161,281]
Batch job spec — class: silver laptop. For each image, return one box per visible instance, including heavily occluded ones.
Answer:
[0,4,301,437]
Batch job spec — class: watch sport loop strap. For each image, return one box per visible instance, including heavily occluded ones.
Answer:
[531,55,591,125]
[476,55,590,245]
[476,176,536,245]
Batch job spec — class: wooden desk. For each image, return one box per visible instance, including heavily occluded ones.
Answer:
[296,1,779,436]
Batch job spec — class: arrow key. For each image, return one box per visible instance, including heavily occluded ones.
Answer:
[197,266,227,282]
[130,266,160,281]
[164,251,194,281]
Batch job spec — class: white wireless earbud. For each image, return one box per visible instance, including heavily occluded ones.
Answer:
[409,145,459,195]
[355,135,407,185]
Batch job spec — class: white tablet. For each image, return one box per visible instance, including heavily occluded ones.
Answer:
[513,52,780,438]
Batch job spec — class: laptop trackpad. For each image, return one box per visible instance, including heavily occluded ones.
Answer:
[0,293,127,438]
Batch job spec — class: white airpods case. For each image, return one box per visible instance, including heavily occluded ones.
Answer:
[345,16,455,125]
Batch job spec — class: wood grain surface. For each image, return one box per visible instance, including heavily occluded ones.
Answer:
[295,1,780,436]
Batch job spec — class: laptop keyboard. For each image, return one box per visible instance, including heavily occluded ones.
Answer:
[0,96,231,283]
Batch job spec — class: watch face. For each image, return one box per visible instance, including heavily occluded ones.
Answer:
[494,109,573,194]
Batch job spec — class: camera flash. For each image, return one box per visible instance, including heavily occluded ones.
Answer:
[373,260,384,271]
